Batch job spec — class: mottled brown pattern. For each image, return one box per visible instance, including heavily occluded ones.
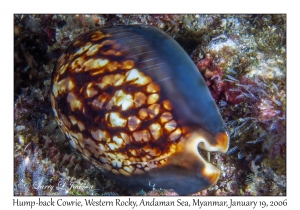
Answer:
[51,28,183,176]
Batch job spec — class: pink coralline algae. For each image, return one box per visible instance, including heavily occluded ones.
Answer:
[43,27,56,46]
[197,55,243,105]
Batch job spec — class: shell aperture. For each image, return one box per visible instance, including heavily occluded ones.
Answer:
[51,25,229,195]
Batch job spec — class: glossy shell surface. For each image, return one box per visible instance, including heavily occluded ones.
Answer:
[51,25,229,195]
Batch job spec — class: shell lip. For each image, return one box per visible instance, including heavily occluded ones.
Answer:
[187,126,230,154]
[132,130,225,195]
[214,131,230,153]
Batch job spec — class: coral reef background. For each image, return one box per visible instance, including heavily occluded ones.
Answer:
[14,14,286,196]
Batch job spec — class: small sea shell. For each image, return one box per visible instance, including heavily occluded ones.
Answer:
[51,25,229,195]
